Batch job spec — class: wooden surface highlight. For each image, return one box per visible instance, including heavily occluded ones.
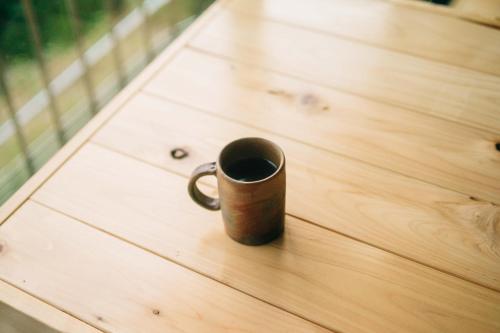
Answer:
[229,0,500,76]
[189,8,500,133]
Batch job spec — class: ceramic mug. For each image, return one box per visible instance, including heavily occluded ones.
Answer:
[188,137,286,245]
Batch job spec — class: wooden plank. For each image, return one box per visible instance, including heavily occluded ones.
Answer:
[0,0,228,226]
[0,201,328,333]
[453,0,500,28]
[228,0,500,76]
[32,143,500,333]
[143,50,500,205]
[90,94,500,290]
[188,8,500,133]
[0,281,101,333]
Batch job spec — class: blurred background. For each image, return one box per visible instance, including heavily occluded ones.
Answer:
[0,0,213,205]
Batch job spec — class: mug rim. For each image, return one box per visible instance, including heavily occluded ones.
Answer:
[217,137,285,185]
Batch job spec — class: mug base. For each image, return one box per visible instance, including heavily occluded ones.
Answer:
[227,224,284,246]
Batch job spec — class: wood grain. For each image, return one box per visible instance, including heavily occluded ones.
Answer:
[91,93,500,290]
[188,8,500,133]
[0,281,101,333]
[0,201,328,333]
[31,143,500,333]
[447,0,500,28]
[144,50,500,205]
[229,0,500,76]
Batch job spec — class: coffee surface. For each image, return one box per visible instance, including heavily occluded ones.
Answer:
[225,158,277,182]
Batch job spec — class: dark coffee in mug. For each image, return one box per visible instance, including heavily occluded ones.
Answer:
[225,158,278,182]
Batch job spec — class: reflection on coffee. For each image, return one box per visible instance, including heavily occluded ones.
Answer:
[225,158,277,182]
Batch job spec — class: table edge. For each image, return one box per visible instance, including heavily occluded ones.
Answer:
[0,0,228,330]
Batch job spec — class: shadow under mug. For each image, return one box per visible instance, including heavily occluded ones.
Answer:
[188,137,286,245]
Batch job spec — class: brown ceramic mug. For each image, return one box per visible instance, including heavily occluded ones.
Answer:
[188,137,286,245]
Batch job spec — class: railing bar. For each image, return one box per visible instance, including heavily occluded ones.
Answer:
[169,4,181,39]
[65,0,98,116]
[106,0,127,89]
[137,0,155,63]
[21,0,66,145]
[0,55,35,175]
[197,0,211,18]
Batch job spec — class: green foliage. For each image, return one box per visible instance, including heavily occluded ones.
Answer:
[0,0,124,60]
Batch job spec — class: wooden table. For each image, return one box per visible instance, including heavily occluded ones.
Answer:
[1,0,500,332]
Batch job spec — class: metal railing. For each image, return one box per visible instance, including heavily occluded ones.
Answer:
[0,0,212,204]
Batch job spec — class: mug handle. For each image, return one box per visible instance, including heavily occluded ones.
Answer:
[188,162,220,211]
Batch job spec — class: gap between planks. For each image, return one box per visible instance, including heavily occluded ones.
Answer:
[29,198,337,333]
[141,89,499,209]
[89,131,500,295]
[185,44,500,139]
